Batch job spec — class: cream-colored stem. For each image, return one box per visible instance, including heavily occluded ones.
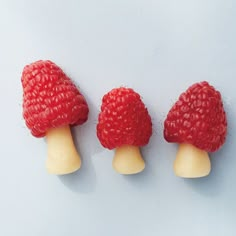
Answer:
[113,145,145,175]
[174,143,211,178]
[46,125,81,175]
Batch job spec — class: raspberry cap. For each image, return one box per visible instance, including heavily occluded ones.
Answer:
[97,87,152,150]
[22,60,89,137]
[164,81,227,152]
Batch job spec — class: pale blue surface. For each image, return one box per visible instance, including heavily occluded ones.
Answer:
[0,0,235,235]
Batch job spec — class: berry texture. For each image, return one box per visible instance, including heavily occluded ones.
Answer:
[22,60,89,137]
[97,87,152,150]
[164,81,227,152]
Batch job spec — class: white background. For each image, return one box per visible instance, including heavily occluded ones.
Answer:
[0,0,235,235]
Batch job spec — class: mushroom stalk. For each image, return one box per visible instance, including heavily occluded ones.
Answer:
[46,125,81,175]
[113,145,145,174]
[174,143,211,178]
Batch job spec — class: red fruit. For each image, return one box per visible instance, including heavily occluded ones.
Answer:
[97,87,152,150]
[164,81,227,152]
[21,60,89,137]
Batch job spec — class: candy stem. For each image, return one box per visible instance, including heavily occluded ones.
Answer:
[174,143,211,178]
[46,125,81,175]
[113,145,145,174]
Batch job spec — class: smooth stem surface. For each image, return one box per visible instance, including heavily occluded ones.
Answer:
[113,145,145,174]
[46,125,81,175]
[174,143,211,178]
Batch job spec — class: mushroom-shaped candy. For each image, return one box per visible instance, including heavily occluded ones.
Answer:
[21,60,89,175]
[164,81,227,178]
[97,87,152,174]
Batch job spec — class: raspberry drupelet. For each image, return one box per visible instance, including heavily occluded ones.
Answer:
[164,81,227,178]
[97,87,152,174]
[22,60,89,175]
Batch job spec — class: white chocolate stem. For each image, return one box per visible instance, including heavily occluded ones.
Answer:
[46,125,81,175]
[113,145,145,174]
[174,143,211,178]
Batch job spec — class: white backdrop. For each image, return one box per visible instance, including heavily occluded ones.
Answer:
[0,0,235,235]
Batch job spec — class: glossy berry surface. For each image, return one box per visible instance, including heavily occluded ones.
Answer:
[164,81,227,152]
[22,60,89,137]
[97,87,152,150]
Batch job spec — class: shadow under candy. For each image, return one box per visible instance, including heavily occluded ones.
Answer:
[58,95,104,194]
[183,101,236,198]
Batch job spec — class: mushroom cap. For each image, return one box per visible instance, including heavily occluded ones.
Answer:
[97,87,152,150]
[22,60,89,137]
[164,81,227,152]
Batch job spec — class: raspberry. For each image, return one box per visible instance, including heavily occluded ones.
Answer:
[164,81,227,152]
[97,87,152,150]
[21,60,89,137]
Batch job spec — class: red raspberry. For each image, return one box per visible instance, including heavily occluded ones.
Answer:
[97,87,152,150]
[21,60,89,137]
[164,81,227,152]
